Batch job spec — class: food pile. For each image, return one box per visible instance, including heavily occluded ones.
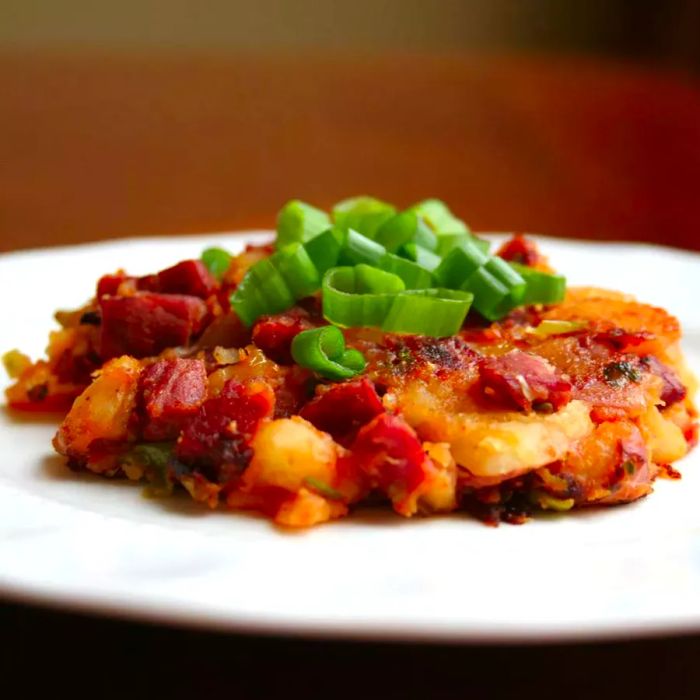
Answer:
[4,197,697,527]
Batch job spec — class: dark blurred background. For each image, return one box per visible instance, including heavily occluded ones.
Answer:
[1,0,699,250]
[3,1,700,67]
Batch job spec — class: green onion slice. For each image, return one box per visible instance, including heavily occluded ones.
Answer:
[338,228,387,267]
[381,288,473,337]
[375,211,437,252]
[436,232,490,256]
[323,266,472,337]
[434,241,488,288]
[323,266,404,328]
[201,247,232,279]
[303,228,344,275]
[231,243,320,326]
[291,325,367,380]
[276,200,331,249]
[509,262,566,305]
[380,252,434,289]
[400,243,442,273]
[409,199,469,234]
[332,196,396,239]
[271,242,321,300]
[461,266,512,321]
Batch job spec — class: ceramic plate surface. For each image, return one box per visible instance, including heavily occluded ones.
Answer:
[1,233,699,642]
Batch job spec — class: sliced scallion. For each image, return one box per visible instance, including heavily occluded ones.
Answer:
[276,200,331,249]
[332,196,397,239]
[338,228,387,267]
[509,262,566,305]
[290,325,366,380]
[409,199,469,234]
[381,288,473,336]
[303,228,344,275]
[201,247,232,280]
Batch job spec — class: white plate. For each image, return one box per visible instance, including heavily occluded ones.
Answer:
[1,233,699,643]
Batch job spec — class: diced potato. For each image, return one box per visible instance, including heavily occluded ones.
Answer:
[397,380,594,480]
[419,442,458,513]
[638,404,688,464]
[53,356,142,456]
[274,488,347,528]
[244,417,338,492]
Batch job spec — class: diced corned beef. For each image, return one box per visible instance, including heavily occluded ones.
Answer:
[641,355,687,407]
[176,380,275,471]
[349,414,428,496]
[136,274,162,292]
[157,260,216,299]
[99,293,208,359]
[496,234,543,267]
[142,358,207,420]
[478,350,572,412]
[252,313,312,364]
[97,272,129,298]
[299,379,384,445]
[593,328,654,353]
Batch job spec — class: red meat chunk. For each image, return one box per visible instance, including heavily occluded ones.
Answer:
[300,379,384,445]
[99,292,208,360]
[478,350,572,413]
[496,234,544,267]
[142,358,207,423]
[176,380,275,468]
[593,328,654,353]
[641,355,687,408]
[97,272,130,298]
[350,414,428,496]
[252,313,312,364]
[157,260,216,299]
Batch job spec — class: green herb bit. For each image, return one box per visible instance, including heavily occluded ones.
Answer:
[303,477,344,501]
[603,361,641,387]
[530,490,575,512]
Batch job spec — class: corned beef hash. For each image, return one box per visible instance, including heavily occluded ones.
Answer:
[4,197,697,527]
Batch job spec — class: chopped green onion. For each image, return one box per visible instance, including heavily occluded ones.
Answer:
[323,266,403,328]
[461,266,512,321]
[434,241,488,288]
[531,319,586,337]
[436,232,490,256]
[509,262,566,305]
[291,325,366,380]
[400,243,442,273]
[201,247,232,280]
[353,263,405,294]
[272,243,321,300]
[304,228,344,275]
[380,252,434,289]
[232,258,294,326]
[338,228,387,267]
[375,211,437,252]
[381,289,473,337]
[323,266,471,337]
[332,196,396,239]
[231,243,320,326]
[483,257,526,307]
[409,199,469,234]
[276,200,331,249]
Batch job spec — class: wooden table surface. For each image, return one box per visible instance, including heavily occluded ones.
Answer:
[1,49,700,252]
[2,49,700,696]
